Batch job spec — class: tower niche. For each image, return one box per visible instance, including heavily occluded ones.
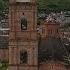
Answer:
[9,0,38,70]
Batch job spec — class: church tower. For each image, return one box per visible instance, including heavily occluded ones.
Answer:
[9,0,38,70]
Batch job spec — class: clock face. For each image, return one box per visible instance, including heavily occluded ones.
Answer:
[16,0,31,2]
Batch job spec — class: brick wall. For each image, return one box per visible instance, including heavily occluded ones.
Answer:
[0,49,8,61]
[39,61,67,70]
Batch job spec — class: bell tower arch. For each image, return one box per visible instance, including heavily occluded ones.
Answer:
[9,0,38,70]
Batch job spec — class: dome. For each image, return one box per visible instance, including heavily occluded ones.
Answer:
[38,37,68,63]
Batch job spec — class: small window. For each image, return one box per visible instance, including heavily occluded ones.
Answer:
[21,18,27,30]
[42,28,45,34]
[20,13,27,30]
[48,30,52,34]
[20,51,28,64]
[50,30,52,34]
[57,29,58,33]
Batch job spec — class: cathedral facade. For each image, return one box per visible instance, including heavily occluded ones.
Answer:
[0,0,70,70]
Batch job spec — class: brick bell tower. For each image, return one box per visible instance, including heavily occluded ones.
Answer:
[9,0,38,70]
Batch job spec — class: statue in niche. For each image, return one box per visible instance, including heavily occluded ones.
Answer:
[20,13,27,30]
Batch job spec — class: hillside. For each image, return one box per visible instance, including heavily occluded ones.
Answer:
[38,0,70,11]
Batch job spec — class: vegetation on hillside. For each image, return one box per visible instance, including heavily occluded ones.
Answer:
[0,0,70,11]
[0,0,8,17]
[38,0,70,11]
[0,0,8,10]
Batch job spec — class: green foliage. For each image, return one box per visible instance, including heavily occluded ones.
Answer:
[0,0,8,18]
[38,0,70,11]
[0,0,8,11]
[0,60,8,70]
[0,0,5,10]
[63,23,70,28]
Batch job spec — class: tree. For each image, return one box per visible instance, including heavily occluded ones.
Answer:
[38,0,70,11]
[0,60,8,70]
[0,0,8,10]
[0,0,8,16]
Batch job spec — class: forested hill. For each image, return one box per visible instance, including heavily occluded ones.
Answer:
[0,0,8,11]
[38,0,70,11]
[0,0,70,11]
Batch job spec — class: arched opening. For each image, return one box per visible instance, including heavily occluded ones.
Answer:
[20,50,28,64]
[20,13,27,30]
